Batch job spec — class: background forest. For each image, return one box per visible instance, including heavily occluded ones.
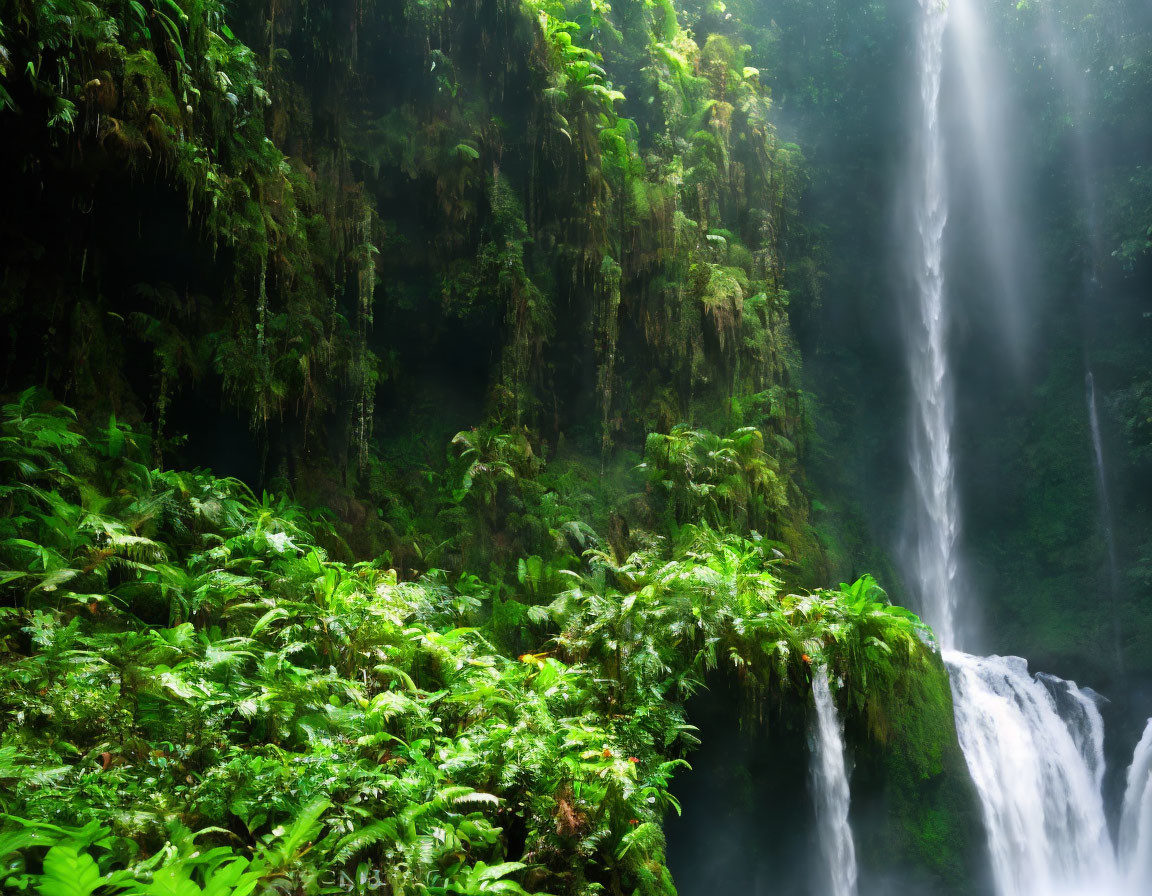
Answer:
[0,0,1149,894]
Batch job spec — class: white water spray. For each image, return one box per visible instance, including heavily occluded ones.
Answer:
[947,0,1030,358]
[1121,719,1152,890]
[810,666,858,896]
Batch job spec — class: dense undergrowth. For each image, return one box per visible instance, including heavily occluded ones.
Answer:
[0,391,935,893]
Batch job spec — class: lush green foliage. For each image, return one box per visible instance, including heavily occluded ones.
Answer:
[0,0,379,445]
[640,425,787,533]
[849,648,986,893]
[0,392,935,892]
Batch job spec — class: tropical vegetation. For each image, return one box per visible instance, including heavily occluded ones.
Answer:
[0,391,934,892]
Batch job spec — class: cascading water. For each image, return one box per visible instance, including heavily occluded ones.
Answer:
[1121,719,1152,889]
[946,653,1117,896]
[905,1,1126,893]
[1036,671,1108,794]
[809,666,858,896]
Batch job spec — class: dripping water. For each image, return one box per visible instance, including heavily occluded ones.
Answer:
[1087,370,1123,658]
[809,666,858,896]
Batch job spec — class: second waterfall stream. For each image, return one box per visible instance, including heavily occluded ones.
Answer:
[810,666,858,896]
[1122,721,1152,891]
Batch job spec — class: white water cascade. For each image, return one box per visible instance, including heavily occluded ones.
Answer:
[906,2,1126,894]
[810,666,858,896]
[945,653,1117,896]
[1121,719,1152,890]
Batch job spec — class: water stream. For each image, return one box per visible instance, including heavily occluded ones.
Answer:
[810,666,858,896]
[1034,11,1119,655]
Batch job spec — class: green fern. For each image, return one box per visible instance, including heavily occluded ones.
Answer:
[36,845,107,896]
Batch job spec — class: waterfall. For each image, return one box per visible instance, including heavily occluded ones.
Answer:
[908,0,959,650]
[1121,719,1152,890]
[905,2,1125,894]
[1044,18,1116,622]
[810,666,858,896]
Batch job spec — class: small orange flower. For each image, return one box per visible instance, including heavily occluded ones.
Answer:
[801,653,812,664]
[627,757,639,764]
[602,748,612,759]
[629,819,639,825]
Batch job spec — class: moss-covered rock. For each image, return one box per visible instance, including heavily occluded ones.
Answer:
[850,650,990,895]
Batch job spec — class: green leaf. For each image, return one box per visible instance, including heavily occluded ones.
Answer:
[476,861,526,881]
[250,606,289,636]
[36,845,105,896]
[106,414,124,458]
[201,859,260,896]
[137,867,202,896]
